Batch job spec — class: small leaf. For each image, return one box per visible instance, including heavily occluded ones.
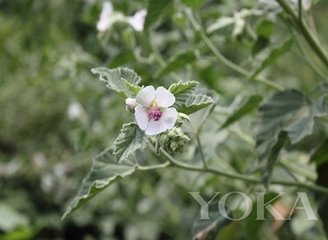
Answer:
[310,139,328,167]
[169,81,213,114]
[156,50,196,77]
[178,94,214,115]
[256,89,327,185]
[256,20,275,38]
[91,67,141,98]
[169,81,199,107]
[112,123,148,163]
[220,95,262,130]
[262,132,287,187]
[250,38,293,79]
[169,81,199,96]
[123,79,142,96]
[0,203,29,231]
[144,0,174,30]
[62,148,137,219]
[192,204,232,240]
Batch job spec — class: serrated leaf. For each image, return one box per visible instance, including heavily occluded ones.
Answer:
[178,94,214,115]
[91,67,141,98]
[170,81,199,107]
[62,148,137,219]
[144,0,173,31]
[256,89,327,185]
[169,81,199,95]
[156,50,196,77]
[220,95,262,130]
[169,81,213,114]
[250,38,293,79]
[112,123,148,163]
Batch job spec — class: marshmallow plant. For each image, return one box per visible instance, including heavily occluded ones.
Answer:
[62,67,213,218]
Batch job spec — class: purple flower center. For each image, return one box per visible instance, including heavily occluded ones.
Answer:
[148,107,162,121]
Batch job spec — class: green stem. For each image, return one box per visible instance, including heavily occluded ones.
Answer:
[195,133,207,168]
[137,161,171,171]
[159,148,328,195]
[184,9,283,91]
[276,0,328,68]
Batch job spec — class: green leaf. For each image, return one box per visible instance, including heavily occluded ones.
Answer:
[91,67,141,98]
[169,81,213,114]
[170,81,199,106]
[144,0,174,30]
[250,38,293,79]
[169,81,199,96]
[123,79,142,96]
[256,89,327,185]
[0,203,29,231]
[192,205,232,240]
[262,132,287,187]
[256,20,275,38]
[182,0,204,8]
[62,148,137,219]
[310,139,328,167]
[178,94,214,115]
[112,123,148,164]
[220,95,262,130]
[156,50,196,77]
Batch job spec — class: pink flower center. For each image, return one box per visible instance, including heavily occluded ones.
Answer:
[148,107,162,121]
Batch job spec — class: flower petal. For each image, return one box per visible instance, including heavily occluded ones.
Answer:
[161,108,178,130]
[97,1,114,32]
[136,86,156,107]
[145,119,165,136]
[135,106,149,130]
[127,9,147,32]
[155,86,175,108]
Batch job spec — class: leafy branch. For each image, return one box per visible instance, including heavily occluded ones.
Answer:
[276,0,328,68]
[183,8,284,91]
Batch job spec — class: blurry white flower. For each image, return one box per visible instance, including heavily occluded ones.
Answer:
[96,1,147,32]
[134,86,178,136]
[97,1,114,32]
[127,9,147,32]
[67,102,84,120]
[125,97,137,112]
[232,11,246,37]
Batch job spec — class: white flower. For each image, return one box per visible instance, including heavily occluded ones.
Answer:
[97,1,114,32]
[134,86,178,136]
[127,9,147,32]
[67,102,84,120]
[125,97,137,112]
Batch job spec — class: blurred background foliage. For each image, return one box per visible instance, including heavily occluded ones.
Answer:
[1,0,328,239]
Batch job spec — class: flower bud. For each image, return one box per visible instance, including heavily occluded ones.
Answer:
[158,127,190,153]
[125,98,137,112]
